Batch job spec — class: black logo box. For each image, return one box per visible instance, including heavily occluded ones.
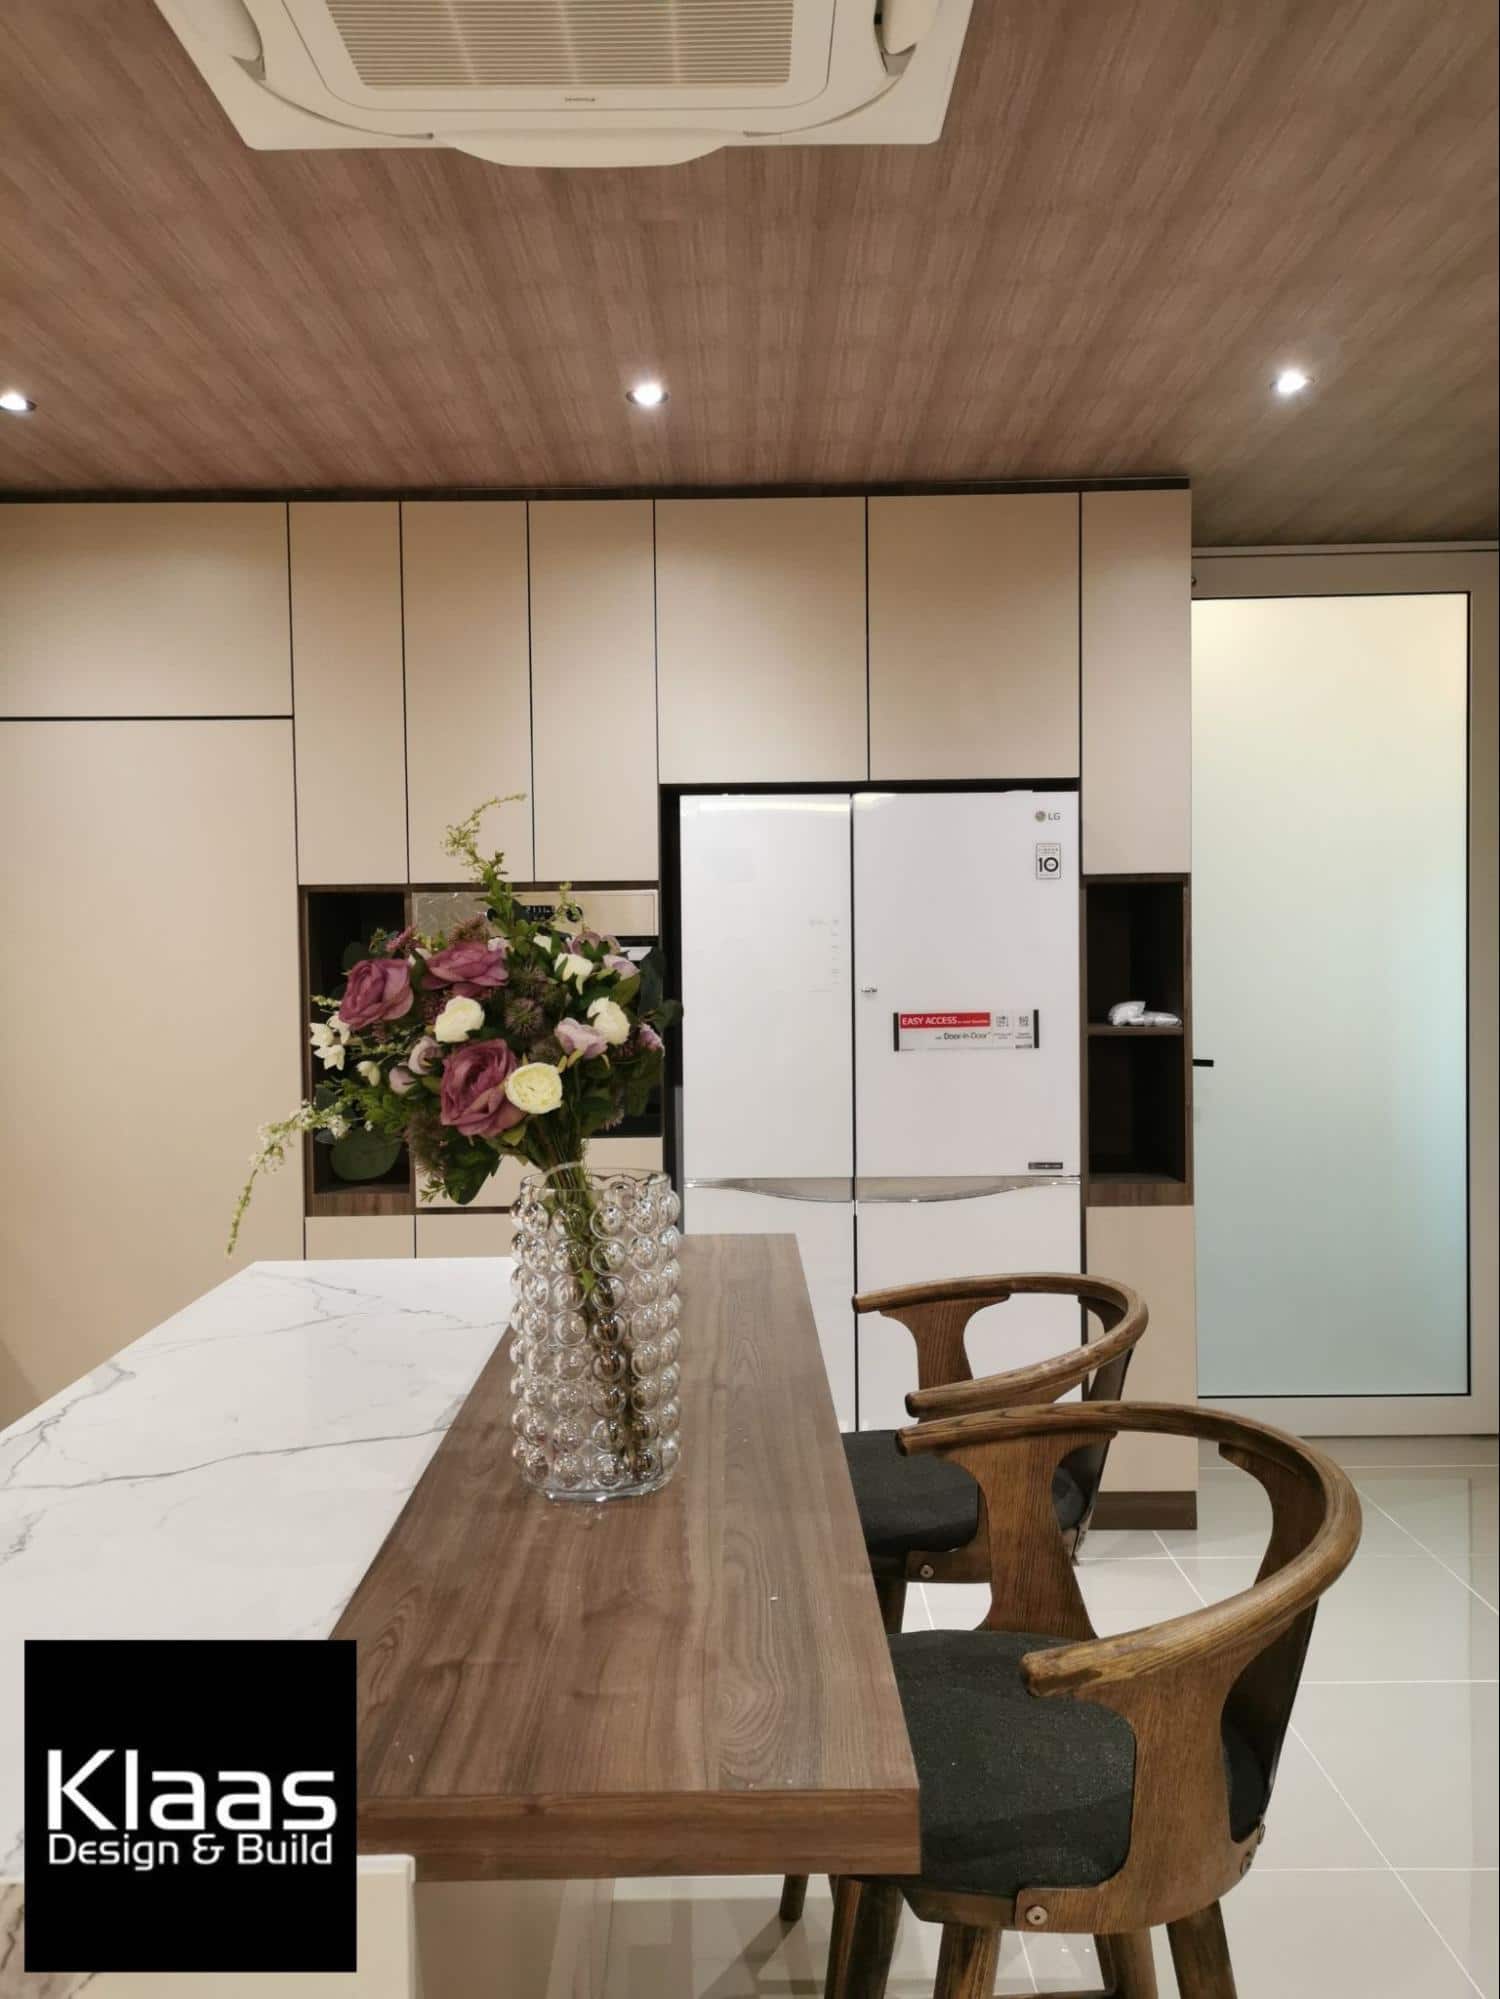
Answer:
[24,1639,356,1975]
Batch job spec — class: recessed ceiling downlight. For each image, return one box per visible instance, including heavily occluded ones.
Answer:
[626,380,668,409]
[1273,368,1311,397]
[0,389,36,414]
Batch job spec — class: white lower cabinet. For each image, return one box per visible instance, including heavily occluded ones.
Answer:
[684,1187,857,1431]
[855,1185,1083,1431]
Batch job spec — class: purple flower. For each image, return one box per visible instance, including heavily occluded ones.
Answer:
[389,1065,416,1096]
[439,1039,524,1139]
[636,1023,664,1054]
[425,939,511,997]
[556,1016,608,1061]
[382,926,417,957]
[408,1036,441,1075]
[603,954,636,978]
[341,956,414,1030]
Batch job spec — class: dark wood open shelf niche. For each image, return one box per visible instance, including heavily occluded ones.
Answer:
[301,887,415,1218]
[1083,876,1193,1207]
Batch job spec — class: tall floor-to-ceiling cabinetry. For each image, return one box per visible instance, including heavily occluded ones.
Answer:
[0,485,1197,1515]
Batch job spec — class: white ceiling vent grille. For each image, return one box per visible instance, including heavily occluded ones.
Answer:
[325,1,797,91]
[156,0,973,167]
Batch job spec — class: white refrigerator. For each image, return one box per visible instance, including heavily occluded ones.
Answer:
[679,790,1080,1432]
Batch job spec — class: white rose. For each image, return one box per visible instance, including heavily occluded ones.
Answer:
[356,1060,382,1088]
[504,1062,564,1115]
[433,995,485,1043]
[587,997,631,1046]
[320,1042,346,1071]
[555,952,593,988]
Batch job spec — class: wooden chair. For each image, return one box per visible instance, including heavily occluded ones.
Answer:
[821,1402,1363,1999]
[780,1274,1149,1927]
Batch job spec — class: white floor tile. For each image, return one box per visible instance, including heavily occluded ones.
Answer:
[1172,1552,1500,1683]
[1075,1558,1204,1636]
[1255,1731,1387,1869]
[1454,1555,1500,1613]
[1161,1468,1417,1560]
[1400,1870,1500,1999]
[1355,1470,1499,1558]
[1147,1869,1487,1999]
[603,1878,1033,1996]
[1075,1527,1168,1561]
[1309,1436,1499,1471]
[1292,1683,1499,1869]
[919,1581,990,1630]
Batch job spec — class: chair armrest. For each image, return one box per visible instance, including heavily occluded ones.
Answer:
[904,1277,1146,1418]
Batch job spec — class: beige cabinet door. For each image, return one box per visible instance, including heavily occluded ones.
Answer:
[305,1216,416,1260]
[530,501,657,881]
[403,502,532,883]
[0,502,290,718]
[868,493,1079,778]
[656,497,867,782]
[290,502,407,884]
[1087,1203,1198,1498]
[0,721,302,1428]
[1082,488,1192,873]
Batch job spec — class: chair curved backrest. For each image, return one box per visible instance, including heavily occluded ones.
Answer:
[856,1273,1149,1532]
[897,1401,1362,1933]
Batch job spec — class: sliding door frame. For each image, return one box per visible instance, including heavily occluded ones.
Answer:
[1190,543,1497,1436]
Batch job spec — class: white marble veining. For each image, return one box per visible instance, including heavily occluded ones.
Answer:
[0,1257,512,1880]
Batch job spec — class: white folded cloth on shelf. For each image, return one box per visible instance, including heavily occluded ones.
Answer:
[1107,1000,1182,1026]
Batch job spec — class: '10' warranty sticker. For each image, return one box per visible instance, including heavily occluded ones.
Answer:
[895,1011,1038,1052]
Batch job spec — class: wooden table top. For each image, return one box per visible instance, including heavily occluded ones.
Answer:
[335,1234,920,1881]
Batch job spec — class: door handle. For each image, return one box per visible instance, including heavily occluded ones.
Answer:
[1192,1058,1215,1068]
[860,986,878,995]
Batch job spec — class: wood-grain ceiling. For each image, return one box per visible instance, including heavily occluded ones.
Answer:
[0,1,1494,543]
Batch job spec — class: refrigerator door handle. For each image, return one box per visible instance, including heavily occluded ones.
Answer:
[686,1176,855,1204]
[854,1174,1081,1204]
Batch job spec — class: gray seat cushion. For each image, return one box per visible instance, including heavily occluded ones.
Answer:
[891,1628,1269,1899]
[843,1430,1087,1558]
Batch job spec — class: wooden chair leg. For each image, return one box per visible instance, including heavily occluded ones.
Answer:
[779,1873,810,1923]
[824,1876,902,1999]
[933,1921,1001,1998]
[1167,1902,1238,1999]
[1098,1929,1160,1997]
[874,1573,908,1633]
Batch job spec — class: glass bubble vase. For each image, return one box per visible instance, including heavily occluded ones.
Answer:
[509,1164,683,1502]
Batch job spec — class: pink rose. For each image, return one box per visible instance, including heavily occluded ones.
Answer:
[340,956,413,1030]
[556,1016,608,1061]
[408,1036,441,1076]
[425,939,510,997]
[389,1065,416,1096]
[635,1023,664,1054]
[439,1039,524,1139]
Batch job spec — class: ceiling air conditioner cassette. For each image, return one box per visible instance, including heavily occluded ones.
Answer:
[156,0,974,167]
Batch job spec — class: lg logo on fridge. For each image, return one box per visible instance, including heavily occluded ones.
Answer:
[45,1746,339,1871]
[24,1639,356,1975]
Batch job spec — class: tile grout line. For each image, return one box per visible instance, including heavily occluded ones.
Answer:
[1350,1481,1500,1611]
[1287,1724,1487,1998]
[1161,1515,1489,1993]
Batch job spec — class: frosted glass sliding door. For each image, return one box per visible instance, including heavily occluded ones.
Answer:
[1193,594,1469,1396]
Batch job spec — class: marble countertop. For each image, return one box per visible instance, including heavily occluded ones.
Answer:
[0,1257,511,1878]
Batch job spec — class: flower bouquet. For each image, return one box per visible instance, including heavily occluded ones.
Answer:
[233,796,685,1502]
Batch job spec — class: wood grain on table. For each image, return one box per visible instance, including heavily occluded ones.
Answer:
[334,1235,920,1881]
